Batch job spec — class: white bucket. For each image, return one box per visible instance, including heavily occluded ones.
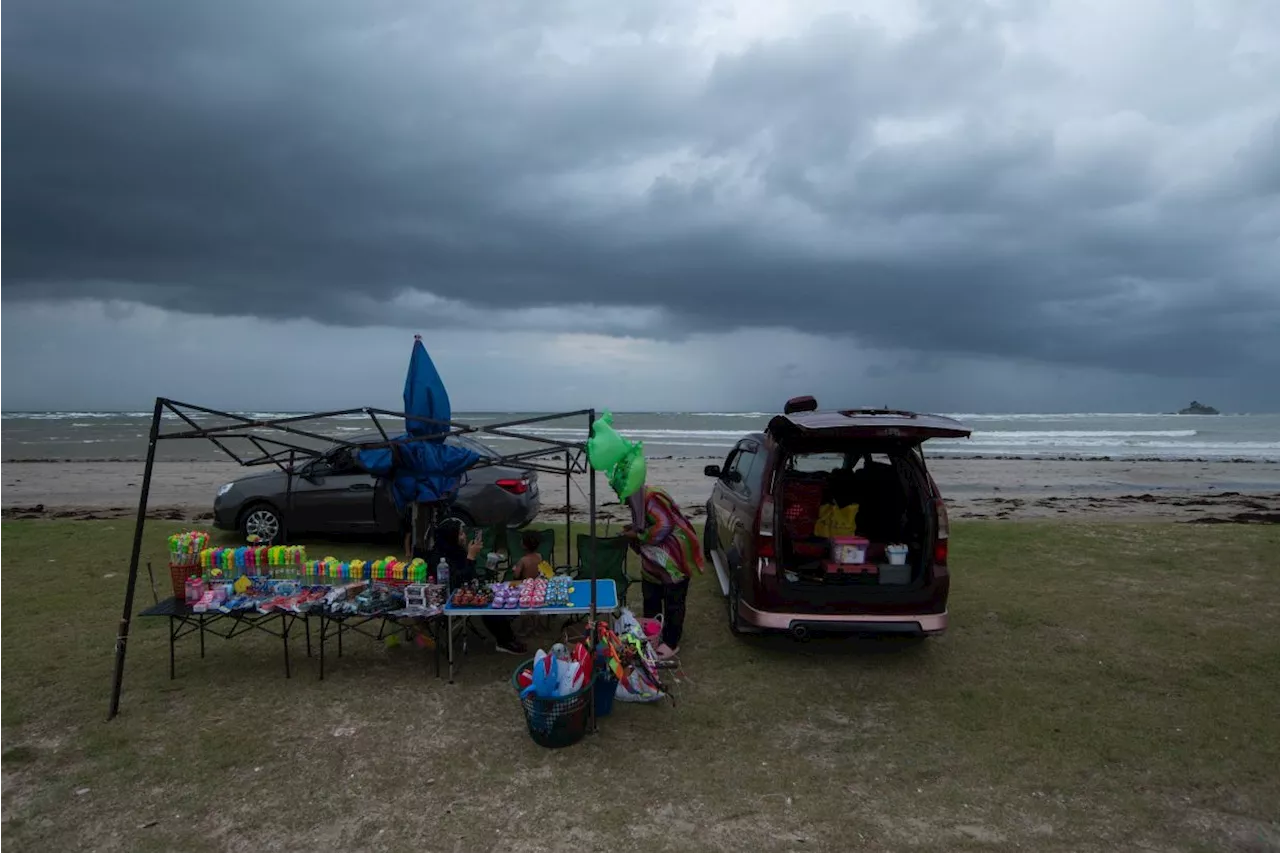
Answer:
[885,544,908,566]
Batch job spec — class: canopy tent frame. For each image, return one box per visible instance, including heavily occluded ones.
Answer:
[108,398,601,720]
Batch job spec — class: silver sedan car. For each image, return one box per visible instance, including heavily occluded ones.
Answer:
[213,434,540,543]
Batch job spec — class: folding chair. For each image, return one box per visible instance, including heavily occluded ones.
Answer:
[574,533,632,606]
[557,534,631,634]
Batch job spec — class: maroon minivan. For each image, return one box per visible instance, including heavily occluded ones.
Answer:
[703,398,971,638]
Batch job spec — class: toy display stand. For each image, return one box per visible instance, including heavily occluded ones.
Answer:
[107,397,605,722]
[139,597,311,680]
[442,579,620,682]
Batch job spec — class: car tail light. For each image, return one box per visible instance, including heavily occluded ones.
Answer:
[934,497,949,565]
[756,496,775,559]
[496,478,529,495]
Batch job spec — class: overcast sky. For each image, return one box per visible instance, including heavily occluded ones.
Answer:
[4,0,1278,413]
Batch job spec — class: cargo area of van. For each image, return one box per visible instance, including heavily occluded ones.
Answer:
[772,446,937,598]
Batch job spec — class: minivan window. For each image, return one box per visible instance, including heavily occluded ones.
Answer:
[740,449,765,495]
[787,452,846,474]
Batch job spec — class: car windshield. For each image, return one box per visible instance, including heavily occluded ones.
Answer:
[451,434,497,459]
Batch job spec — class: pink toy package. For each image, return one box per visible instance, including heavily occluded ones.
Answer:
[184,577,206,605]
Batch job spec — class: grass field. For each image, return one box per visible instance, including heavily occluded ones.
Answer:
[2,519,1279,852]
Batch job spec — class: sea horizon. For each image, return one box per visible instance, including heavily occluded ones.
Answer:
[4,409,1279,463]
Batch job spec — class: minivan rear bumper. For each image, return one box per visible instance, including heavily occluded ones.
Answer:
[741,601,947,635]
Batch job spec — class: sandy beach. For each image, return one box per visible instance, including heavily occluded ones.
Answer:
[3,457,1278,524]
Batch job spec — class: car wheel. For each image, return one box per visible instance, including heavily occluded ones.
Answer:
[445,507,476,528]
[240,503,284,545]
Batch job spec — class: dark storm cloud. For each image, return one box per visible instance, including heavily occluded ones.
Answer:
[4,0,1279,380]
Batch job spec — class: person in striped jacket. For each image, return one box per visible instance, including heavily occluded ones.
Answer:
[623,487,704,662]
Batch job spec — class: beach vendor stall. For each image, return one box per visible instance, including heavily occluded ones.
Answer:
[107,336,612,721]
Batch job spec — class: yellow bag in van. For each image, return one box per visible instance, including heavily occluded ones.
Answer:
[814,503,858,538]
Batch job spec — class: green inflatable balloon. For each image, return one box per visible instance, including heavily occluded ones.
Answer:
[586,411,630,471]
[608,442,647,499]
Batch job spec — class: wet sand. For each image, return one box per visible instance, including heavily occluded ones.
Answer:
[3,457,1278,524]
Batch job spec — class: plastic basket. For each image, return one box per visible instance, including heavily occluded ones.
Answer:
[169,561,199,601]
[594,674,618,717]
[781,481,824,539]
[510,659,593,749]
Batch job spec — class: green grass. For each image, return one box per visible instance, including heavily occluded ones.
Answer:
[3,519,1279,852]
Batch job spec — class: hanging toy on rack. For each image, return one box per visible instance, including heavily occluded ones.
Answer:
[587,411,647,500]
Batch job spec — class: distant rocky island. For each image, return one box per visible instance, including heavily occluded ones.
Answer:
[1177,401,1220,415]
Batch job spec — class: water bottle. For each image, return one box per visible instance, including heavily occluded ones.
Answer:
[437,558,450,591]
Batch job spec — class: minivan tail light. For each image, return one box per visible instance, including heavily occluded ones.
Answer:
[756,496,775,559]
[496,478,529,495]
[934,497,950,565]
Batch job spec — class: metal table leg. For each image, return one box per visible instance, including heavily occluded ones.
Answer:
[448,615,455,683]
[169,616,177,680]
[305,616,312,658]
[281,612,291,679]
[199,614,206,659]
[319,616,327,681]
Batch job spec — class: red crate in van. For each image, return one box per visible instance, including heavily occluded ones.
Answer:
[781,480,824,539]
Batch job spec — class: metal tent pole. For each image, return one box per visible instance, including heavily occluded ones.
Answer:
[108,397,163,720]
[565,452,572,568]
[587,409,598,732]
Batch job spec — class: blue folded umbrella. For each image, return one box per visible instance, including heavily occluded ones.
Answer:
[356,336,477,508]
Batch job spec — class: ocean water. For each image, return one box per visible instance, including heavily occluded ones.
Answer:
[2,410,1279,463]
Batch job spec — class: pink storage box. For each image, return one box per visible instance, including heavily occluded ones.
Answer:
[831,536,869,565]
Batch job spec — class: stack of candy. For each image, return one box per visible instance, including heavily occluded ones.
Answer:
[449,582,493,608]
[517,577,548,609]
[491,582,520,609]
[168,530,211,566]
[545,575,571,607]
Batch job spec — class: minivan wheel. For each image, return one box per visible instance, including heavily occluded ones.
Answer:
[240,504,284,545]
[727,577,745,635]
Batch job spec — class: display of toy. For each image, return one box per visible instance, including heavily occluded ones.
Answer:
[396,583,445,617]
[198,545,306,577]
[592,611,667,703]
[168,530,211,565]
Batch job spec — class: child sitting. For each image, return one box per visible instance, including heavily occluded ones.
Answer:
[511,530,544,581]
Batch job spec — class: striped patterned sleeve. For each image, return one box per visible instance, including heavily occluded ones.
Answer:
[639,495,674,545]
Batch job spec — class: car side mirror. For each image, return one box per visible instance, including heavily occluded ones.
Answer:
[704,465,722,478]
